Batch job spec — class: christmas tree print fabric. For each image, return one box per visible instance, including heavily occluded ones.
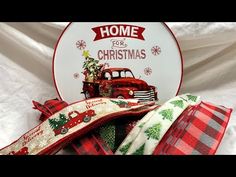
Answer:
[115,94,200,155]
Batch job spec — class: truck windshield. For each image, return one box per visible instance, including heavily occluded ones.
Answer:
[103,70,135,80]
[120,70,134,78]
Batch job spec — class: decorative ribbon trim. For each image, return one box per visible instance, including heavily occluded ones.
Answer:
[0,98,157,155]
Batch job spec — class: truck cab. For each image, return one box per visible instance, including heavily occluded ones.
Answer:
[82,68,158,102]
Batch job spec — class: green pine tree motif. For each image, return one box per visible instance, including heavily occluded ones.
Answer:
[144,123,162,140]
[159,109,174,121]
[58,114,68,126]
[170,100,184,108]
[110,100,128,105]
[132,143,145,155]
[83,57,100,80]
[138,122,145,128]
[119,142,132,155]
[186,95,198,102]
[48,118,58,129]
[48,114,68,130]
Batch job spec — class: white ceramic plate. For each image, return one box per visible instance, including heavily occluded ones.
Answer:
[53,22,183,104]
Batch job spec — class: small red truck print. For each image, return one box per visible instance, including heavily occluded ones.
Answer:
[51,109,96,136]
[82,68,158,102]
[8,147,29,155]
[110,99,140,108]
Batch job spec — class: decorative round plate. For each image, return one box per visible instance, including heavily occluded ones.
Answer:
[53,22,183,104]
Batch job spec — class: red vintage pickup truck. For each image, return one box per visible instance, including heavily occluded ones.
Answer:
[8,147,29,155]
[82,68,158,102]
[53,110,96,136]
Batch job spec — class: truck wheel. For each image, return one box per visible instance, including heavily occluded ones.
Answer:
[84,91,90,99]
[61,127,68,135]
[117,95,125,99]
[83,116,91,123]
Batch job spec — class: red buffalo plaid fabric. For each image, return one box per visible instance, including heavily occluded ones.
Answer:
[32,99,68,121]
[71,119,139,155]
[153,101,233,155]
[71,133,113,155]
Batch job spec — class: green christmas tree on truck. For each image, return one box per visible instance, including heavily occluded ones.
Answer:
[82,50,103,82]
[110,100,129,107]
[49,113,68,130]
[110,100,139,108]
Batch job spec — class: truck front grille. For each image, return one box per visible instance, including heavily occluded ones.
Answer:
[134,90,155,102]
